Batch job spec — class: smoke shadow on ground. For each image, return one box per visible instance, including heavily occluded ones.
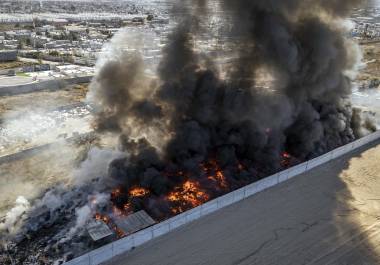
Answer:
[103,140,380,265]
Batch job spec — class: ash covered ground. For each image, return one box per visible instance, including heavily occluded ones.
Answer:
[1,0,380,264]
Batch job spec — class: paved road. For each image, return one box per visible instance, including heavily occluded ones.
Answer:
[105,140,380,265]
[0,76,35,87]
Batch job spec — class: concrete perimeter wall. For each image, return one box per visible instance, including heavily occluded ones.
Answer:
[0,75,92,96]
[64,130,380,265]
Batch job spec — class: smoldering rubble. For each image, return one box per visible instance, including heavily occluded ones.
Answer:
[0,0,372,264]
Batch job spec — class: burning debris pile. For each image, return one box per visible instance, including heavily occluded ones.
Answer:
[91,0,366,218]
[1,0,372,264]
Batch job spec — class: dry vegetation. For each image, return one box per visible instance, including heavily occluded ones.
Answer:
[0,23,19,32]
[0,60,36,70]
[358,42,380,82]
[0,83,89,116]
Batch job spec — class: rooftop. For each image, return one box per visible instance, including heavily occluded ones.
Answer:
[114,210,155,235]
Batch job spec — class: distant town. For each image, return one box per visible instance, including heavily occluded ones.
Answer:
[0,0,170,86]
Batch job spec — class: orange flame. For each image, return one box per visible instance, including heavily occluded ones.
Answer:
[167,180,210,214]
[215,170,228,189]
[94,212,126,238]
[129,187,150,197]
[124,202,132,211]
[95,213,110,224]
[111,188,122,198]
[281,152,292,168]
[201,159,229,190]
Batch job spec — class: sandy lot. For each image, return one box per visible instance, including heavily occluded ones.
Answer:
[0,142,86,217]
[0,84,88,117]
[0,132,118,219]
[359,42,380,82]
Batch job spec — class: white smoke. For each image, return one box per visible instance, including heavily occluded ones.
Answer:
[89,192,111,209]
[34,188,64,212]
[71,147,125,186]
[0,196,30,234]
[59,205,92,244]
[59,192,110,244]
[90,27,145,79]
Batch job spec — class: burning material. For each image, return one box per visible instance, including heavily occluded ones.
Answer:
[94,213,111,224]
[281,153,291,168]
[94,213,126,239]
[123,202,133,213]
[167,180,210,214]
[129,187,150,197]
[201,160,229,190]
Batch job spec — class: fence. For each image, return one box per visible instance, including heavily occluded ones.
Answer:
[64,130,380,265]
[0,75,92,96]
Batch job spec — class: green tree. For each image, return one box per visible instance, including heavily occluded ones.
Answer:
[17,41,25,50]
[49,50,60,57]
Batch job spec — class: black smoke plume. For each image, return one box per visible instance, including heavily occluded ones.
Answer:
[90,0,366,219]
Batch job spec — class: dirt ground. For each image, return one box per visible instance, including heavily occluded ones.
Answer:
[0,84,88,117]
[0,133,117,218]
[0,142,83,217]
[0,60,36,71]
[358,42,380,82]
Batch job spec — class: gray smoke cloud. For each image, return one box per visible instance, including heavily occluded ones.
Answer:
[88,0,370,219]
